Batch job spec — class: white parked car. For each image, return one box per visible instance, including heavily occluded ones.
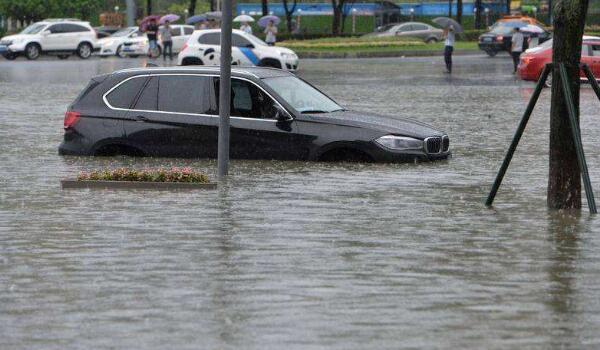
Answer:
[0,19,98,60]
[177,29,299,71]
[97,27,144,58]
[122,24,194,57]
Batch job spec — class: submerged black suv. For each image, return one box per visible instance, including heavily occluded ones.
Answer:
[59,67,450,162]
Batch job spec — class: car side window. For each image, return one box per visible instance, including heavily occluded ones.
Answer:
[170,27,181,36]
[232,34,252,47]
[592,44,600,56]
[134,77,159,111]
[48,24,63,34]
[398,24,412,32]
[184,27,194,35]
[62,24,89,33]
[106,76,148,109]
[582,44,592,56]
[228,79,277,119]
[199,33,220,45]
[158,75,217,114]
[413,24,428,31]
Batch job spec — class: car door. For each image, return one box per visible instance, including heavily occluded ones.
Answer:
[589,43,600,77]
[60,23,88,49]
[121,74,219,158]
[170,26,185,52]
[410,23,429,40]
[176,26,194,52]
[196,32,221,65]
[232,33,259,66]
[581,44,594,78]
[220,78,307,160]
[42,24,65,50]
[395,24,413,38]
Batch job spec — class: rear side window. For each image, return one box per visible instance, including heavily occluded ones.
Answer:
[157,75,217,114]
[62,24,90,33]
[134,77,159,110]
[199,33,220,45]
[106,76,148,109]
[582,44,592,56]
[591,44,600,56]
[48,24,64,34]
[184,27,194,35]
[413,24,428,31]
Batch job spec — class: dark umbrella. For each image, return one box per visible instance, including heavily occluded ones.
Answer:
[432,17,463,33]
[205,11,222,20]
[258,15,281,28]
[139,15,161,31]
[186,14,208,25]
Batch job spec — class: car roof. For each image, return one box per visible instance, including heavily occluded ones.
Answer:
[112,66,294,79]
[192,28,247,36]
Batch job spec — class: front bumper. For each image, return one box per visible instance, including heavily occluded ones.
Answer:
[282,57,299,71]
[123,44,148,55]
[478,42,505,52]
[0,43,25,54]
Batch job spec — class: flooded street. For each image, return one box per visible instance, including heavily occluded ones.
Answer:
[2,55,600,349]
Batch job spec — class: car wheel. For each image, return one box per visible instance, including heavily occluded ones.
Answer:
[116,45,127,58]
[181,57,204,66]
[129,55,139,58]
[425,38,438,44]
[57,54,69,59]
[485,49,497,57]
[544,72,552,88]
[2,52,17,60]
[25,43,41,60]
[77,43,92,59]
[258,58,282,69]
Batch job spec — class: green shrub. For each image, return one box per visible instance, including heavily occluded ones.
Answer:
[78,167,209,183]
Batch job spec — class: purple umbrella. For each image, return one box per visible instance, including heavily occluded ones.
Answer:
[160,14,180,24]
[139,15,161,31]
[258,15,280,28]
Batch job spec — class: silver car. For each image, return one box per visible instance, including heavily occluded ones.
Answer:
[364,22,443,43]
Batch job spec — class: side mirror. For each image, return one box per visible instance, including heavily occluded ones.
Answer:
[131,33,138,38]
[246,43,255,49]
[274,105,293,122]
[41,30,51,36]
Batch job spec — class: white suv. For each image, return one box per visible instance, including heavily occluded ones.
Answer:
[177,29,299,71]
[0,19,98,60]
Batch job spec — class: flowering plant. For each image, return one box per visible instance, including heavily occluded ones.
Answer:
[77,167,209,183]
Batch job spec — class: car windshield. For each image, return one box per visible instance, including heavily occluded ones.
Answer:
[111,28,134,37]
[262,76,343,113]
[246,33,268,46]
[490,21,527,35]
[20,23,47,35]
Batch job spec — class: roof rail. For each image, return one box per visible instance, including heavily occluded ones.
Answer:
[44,18,82,22]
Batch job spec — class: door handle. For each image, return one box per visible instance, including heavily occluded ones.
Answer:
[135,115,149,122]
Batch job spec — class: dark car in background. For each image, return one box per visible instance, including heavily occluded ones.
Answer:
[478,18,551,56]
[59,67,450,162]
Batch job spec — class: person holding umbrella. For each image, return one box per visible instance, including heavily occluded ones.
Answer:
[146,18,159,58]
[234,14,255,34]
[159,21,173,60]
[443,25,455,73]
[264,20,278,46]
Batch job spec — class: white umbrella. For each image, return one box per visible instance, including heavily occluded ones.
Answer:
[234,14,255,23]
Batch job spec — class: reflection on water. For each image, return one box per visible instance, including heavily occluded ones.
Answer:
[1,56,600,349]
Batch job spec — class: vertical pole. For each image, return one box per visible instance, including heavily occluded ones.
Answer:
[558,64,597,213]
[218,0,232,178]
[126,0,136,27]
[486,64,552,207]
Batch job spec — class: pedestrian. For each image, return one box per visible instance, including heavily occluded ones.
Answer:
[240,21,252,34]
[443,25,455,73]
[159,21,173,60]
[511,27,525,73]
[146,18,159,58]
[264,20,277,46]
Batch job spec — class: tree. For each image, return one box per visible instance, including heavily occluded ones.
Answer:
[189,0,197,16]
[456,0,462,24]
[261,0,268,16]
[147,0,152,15]
[506,0,510,14]
[331,0,346,35]
[474,0,482,29]
[547,0,589,209]
[282,0,297,33]
[340,0,356,33]
[448,0,452,17]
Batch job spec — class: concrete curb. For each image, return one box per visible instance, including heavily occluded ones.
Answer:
[61,180,217,190]
[297,49,481,59]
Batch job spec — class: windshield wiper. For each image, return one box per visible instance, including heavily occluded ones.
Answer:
[300,110,329,114]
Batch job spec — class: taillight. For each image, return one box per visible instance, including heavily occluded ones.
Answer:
[64,111,81,129]
[182,43,188,51]
[496,35,504,42]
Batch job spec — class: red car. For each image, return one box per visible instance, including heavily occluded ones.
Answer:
[517,36,600,87]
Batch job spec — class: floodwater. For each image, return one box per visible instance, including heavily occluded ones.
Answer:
[1,55,600,349]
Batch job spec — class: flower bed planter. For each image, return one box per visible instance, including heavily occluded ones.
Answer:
[61,180,216,190]
[61,167,216,190]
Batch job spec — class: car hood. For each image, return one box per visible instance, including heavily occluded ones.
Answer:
[1,34,32,42]
[301,110,445,139]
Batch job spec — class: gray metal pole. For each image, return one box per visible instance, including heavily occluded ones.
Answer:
[126,0,136,27]
[218,0,233,178]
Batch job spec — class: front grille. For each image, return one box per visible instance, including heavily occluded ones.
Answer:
[442,135,450,152]
[425,137,442,154]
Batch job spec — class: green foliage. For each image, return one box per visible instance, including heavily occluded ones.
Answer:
[0,0,105,22]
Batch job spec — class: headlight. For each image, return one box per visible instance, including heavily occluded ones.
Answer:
[280,52,295,59]
[375,135,423,151]
[1,40,13,46]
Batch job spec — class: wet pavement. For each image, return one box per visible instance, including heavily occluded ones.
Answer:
[1,55,600,349]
